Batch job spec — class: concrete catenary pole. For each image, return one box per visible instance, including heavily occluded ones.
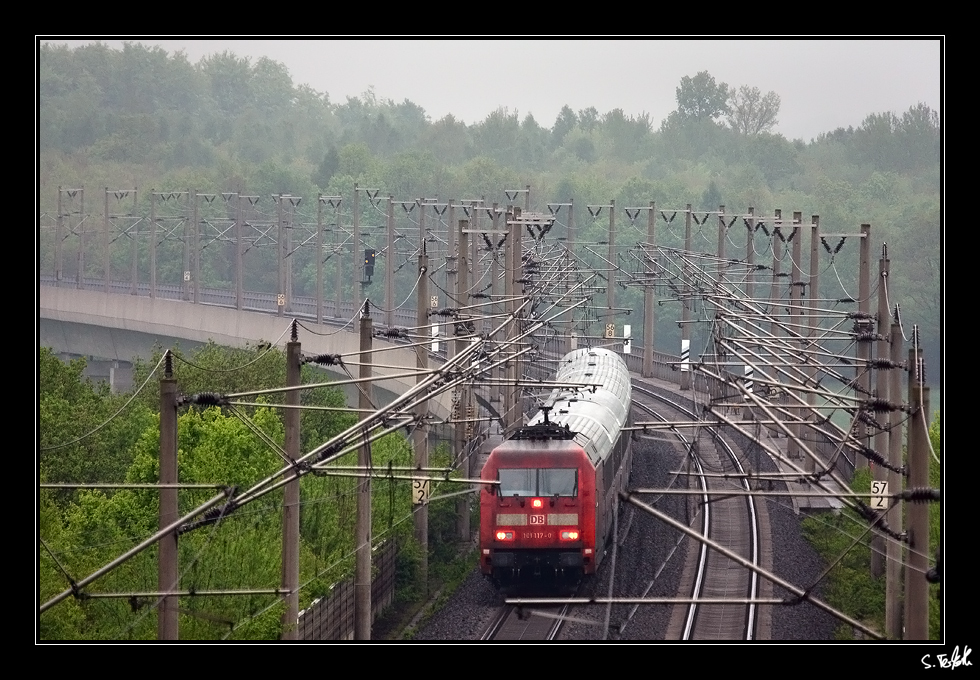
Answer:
[182,189,191,301]
[745,206,755,301]
[277,194,285,318]
[316,195,324,324]
[56,186,63,284]
[281,324,301,639]
[769,209,783,356]
[503,207,516,431]
[446,201,455,317]
[131,190,139,295]
[510,207,525,429]
[103,187,110,293]
[904,334,930,640]
[286,197,298,313]
[77,187,85,289]
[567,198,576,354]
[158,351,178,640]
[871,244,890,578]
[235,194,243,311]
[715,205,728,399]
[885,312,905,639]
[855,224,872,470]
[414,238,430,596]
[806,216,821,474]
[788,211,804,460]
[192,189,200,304]
[335,199,343,318]
[456,218,471,542]
[491,204,503,405]
[353,184,360,300]
[643,201,656,378]
[385,196,395,330]
[681,204,692,391]
[607,199,616,315]
[150,190,157,299]
[355,300,373,640]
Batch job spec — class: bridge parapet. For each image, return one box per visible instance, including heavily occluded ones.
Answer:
[38,286,452,421]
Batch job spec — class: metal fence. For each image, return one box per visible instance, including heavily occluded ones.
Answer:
[297,539,397,641]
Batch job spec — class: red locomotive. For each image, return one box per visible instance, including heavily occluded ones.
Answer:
[479,348,632,587]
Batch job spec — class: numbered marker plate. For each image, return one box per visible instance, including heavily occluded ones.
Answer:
[870,480,887,510]
[412,478,430,505]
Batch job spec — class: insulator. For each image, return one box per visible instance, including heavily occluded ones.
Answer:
[901,488,941,503]
[178,495,238,534]
[858,411,884,430]
[429,308,458,318]
[859,444,906,475]
[847,312,875,320]
[311,443,341,465]
[309,353,343,366]
[853,501,906,541]
[190,392,228,406]
[867,358,900,369]
[377,328,408,339]
[864,397,897,412]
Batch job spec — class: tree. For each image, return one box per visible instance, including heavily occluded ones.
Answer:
[701,179,723,208]
[39,348,153,487]
[726,85,780,135]
[897,102,940,170]
[551,105,578,149]
[675,71,729,122]
[423,114,472,165]
[315,146,339,189]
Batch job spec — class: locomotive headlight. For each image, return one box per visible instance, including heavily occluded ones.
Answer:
[531,498,543,509]
[560,530,580,541]
[495,531,514,541]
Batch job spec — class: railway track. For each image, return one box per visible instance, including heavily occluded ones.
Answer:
[631,383,764,641]
[481,604,568,640]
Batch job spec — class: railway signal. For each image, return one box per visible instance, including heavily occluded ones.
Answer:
[364,248,376,283]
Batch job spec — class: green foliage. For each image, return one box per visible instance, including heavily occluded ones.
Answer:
[801,469,886,636]
[726,85,780,135]
[928,411,941,639]
[675,71,730,122]
[40,342,367,639]
[132,341,353,454]
[39,348,154,486]
[37,41,941,375]
[801,411,943,640]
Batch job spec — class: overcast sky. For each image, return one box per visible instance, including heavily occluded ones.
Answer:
[42,38,942,142]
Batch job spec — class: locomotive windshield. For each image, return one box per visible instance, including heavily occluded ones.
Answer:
[498,468,577,497]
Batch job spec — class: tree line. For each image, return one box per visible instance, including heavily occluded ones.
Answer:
[37,41,942,376]
[39,343,461,639]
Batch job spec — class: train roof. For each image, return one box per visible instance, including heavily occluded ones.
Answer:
[525,348,631,467]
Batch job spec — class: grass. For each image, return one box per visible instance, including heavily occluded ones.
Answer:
[801,426,942,641]
[372,543,479,641]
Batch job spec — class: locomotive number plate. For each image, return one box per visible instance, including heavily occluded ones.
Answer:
[529,514,545,525]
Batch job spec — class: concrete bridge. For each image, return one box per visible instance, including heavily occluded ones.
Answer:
[38,283,454,420]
